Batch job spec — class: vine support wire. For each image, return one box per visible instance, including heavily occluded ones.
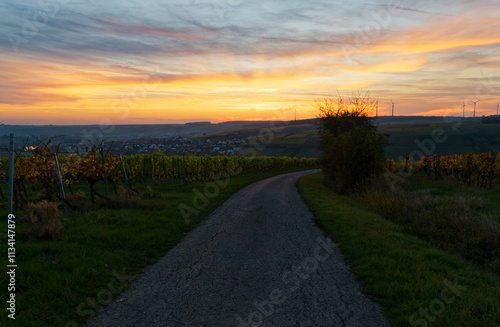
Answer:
[53,153,68,217]
[7,133,15,215]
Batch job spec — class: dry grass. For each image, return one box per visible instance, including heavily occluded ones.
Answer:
[35,188,48,202]
[355,182,500,274]
[71,190,86,201]
[114,185,142,208]
[25,201,63,240]
[66,190,86,206]
[141,185,155,199]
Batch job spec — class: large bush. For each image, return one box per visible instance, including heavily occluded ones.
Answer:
[316,93,387,193]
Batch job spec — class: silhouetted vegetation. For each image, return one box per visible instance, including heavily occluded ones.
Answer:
[316,92,388,193]
[482,115,500,124]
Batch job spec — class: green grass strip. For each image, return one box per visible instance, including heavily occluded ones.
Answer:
[297,172,500,327]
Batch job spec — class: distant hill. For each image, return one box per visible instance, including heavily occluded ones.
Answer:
[0,116,479,139]
[192,121,321,158]
[372,115,482,125]
[481,115,500,124]
[379,120,500,158]
[0,119,315,140]
[0,116,497,158]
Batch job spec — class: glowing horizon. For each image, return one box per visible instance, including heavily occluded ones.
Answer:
[1,0,500,125]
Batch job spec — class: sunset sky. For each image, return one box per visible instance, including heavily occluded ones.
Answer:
[1,0,500,125]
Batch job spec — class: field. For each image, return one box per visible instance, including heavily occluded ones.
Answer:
[379,121,500,158]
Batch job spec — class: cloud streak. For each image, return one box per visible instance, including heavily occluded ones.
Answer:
[1,0,500,124]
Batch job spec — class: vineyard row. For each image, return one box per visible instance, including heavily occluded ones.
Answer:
[0,149,320,211]
[387,151,499,187]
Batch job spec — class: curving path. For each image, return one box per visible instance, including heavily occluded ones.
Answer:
[90,170,390,327]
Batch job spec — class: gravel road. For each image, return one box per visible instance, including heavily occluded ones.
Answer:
[89,170,390,327]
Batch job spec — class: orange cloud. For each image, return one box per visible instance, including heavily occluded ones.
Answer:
[360,13,500,55]
[366,39,500,55]
[2,4,500,125]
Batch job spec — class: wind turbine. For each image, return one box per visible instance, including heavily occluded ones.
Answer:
[462,101,467,118]
[471,99,479,118]
[376,100,378,117]
[391,100,395,117]
[497,102,499,116]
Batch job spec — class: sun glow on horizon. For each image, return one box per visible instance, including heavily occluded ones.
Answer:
[1,1,499,125]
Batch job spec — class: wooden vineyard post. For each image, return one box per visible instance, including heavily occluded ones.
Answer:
[182,154,187,185]
[152,154,156,184]
[489,152,497,188]
[119,154,131,194]
[198,157,201,181]
[404,156,409,173]
[435,156,441,180]
[171,157,175,183]
[197,156,200,181]
[101,148,109,197]
[53,153,68,217]
[7,133,15,215]
[428,158,432,179]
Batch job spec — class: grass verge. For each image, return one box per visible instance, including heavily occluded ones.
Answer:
[353,173,500,274]
[297,172,500,327]
[0,166,315,327]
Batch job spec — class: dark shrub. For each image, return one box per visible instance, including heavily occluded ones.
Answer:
[316,92,388,193]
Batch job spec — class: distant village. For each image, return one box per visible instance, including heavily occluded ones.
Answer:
[59,136,247,156]
[119,136,245,156]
